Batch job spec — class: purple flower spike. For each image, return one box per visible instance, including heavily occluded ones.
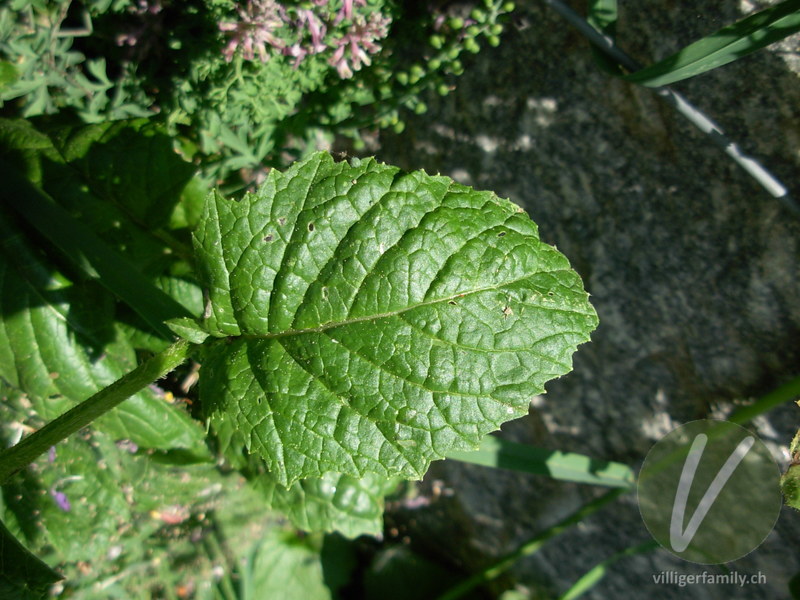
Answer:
[51,490,71,512]
[48,446,56,463]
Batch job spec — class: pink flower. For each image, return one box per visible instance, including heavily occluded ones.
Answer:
[329,11,390,78]
[282,7,328,66]
[335,0,367,24]
[219,0,287,63]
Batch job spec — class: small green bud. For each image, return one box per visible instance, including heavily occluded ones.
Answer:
[393,120,405,134]
[470,8,486,22]
[465,38,480,54]
[396,72,409,85]
[487,35,500,47]
[437,83,451,96]
[502,1,515,12]
[446,47,460,59]
[449,17,464,29]
[428,58,442,70]
[429,35,444,49]
[414,102,427,114]
[490,24,503,35]
[466,25,480,37]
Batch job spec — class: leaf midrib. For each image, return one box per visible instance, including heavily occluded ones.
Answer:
[239,267,591,341]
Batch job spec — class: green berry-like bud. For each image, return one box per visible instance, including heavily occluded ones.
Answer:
[490,24,503,35]
[437,83,450,96]
[428,58,442,70]
[466,25,480,37]
[449,17,464,29]
[502,1,515,12]
[470,8,486,21]
[465,38,480,53]
[429,35,444,49]
[414,102,428,114]
[396,72,409,85]
[487,35,500,47]
[393,120,405,134]
[447,47,460,59]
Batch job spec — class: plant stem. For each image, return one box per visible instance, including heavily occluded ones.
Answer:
[729,374,800,425]
[436,487,627,600]
[0,339,194,484]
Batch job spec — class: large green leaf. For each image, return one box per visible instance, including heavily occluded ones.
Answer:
[0,211,207,453]
[194,152,597,486]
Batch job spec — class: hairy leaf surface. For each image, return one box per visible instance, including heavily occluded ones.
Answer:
[196,152,598,485]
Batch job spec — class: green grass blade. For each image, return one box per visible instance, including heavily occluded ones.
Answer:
[446,436,635,489]
[729,374,800,425]
[1,162,191,338]
[624,0,800,87]
[558,541,658,600]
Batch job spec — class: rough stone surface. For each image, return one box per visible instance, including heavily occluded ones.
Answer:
[372,1,800,598]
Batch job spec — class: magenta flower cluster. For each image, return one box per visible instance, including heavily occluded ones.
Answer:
[218,0,391,79]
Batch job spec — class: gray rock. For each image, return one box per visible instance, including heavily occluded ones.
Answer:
[374,1,800,598]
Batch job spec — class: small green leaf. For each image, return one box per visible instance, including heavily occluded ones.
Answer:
[196,152,597,486]
[255,472,398,538]
[166,317,210,344]
[0,61,19,91]
[623,0,800,87]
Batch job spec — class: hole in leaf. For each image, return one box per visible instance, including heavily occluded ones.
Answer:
[448,301,457,305]
[263,234,273,242]
[308,222,315,232]
[498,231,506,237]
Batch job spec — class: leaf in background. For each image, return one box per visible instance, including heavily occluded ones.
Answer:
[0,518,61,600]
[255,472,398,538]
[46,119,196,229]
[237,529,332,600]
[623,0,800,87]
[1,433,133,565]
[195,152,598,486]
[0,210,207,454]
[587,0,624,76]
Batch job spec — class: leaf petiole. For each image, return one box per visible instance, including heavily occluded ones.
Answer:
[0,338,195,484]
